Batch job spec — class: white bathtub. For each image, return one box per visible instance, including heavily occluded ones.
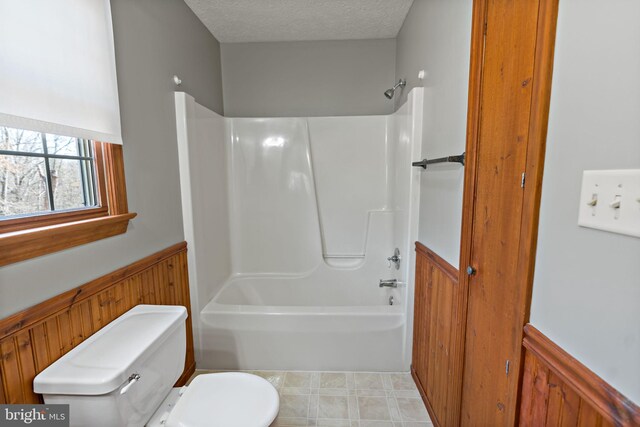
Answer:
[200,274,406,371]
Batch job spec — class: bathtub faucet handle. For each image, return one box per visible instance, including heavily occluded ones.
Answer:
[379,279,398,288]
[387,248,401,270]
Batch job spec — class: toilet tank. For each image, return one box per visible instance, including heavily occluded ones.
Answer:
[34,305,188,427]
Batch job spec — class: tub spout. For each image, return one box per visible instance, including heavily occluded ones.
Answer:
[379,279,398,288]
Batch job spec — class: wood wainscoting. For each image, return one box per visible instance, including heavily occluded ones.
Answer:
[519,325,639,426]
[0,242,195,404]
[411,242,464,427]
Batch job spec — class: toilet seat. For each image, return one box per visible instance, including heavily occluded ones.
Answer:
[164,372,279,427]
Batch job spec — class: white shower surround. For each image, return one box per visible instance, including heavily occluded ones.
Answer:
[175,89,423,371]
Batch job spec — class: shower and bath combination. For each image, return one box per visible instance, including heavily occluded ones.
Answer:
[384,78,406,99]
[175,87,424,372]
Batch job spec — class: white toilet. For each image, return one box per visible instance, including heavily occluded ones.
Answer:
[33,305,279,427]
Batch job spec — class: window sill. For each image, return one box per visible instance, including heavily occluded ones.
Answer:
[0,213,136,267]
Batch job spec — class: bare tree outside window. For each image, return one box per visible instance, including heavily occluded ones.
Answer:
[0,126,97,218]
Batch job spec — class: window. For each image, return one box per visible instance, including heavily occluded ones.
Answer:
[1,127,100,219]
[0,127,134,267]
[0,1,132,267]
[0,126,117,235]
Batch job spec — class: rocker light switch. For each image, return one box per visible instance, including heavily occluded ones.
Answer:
[578,170,640,238]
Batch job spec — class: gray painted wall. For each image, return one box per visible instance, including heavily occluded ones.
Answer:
[220,39,396,117]
[530,0,640,403]
[0,0,224,318]
[395,0,473,267]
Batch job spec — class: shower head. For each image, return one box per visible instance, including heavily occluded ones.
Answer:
[384,79,406,99]
[383,88,395,99]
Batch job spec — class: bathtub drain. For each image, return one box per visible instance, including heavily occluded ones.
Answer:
[389,296,394,306]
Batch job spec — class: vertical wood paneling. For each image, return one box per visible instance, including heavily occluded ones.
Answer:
[0,242,193,404]
[178,251,195,372]
[89,297,103,333]
[0,338,22,403]
[43,318,62,363]
[545,372,565,426]
[130,276,143,306]
[412,242,462,427]
[69,305,84,346]
[29,324,50,373]
[412,246,427,387]
[113,283,126,318]
[558,380,581,426]
[142,269,156,304]
[0,369,6,405]
[78,301,93,341]
[15,331,39,403]
[519,325,638,427]
[103,288,117,324]
[56,312,73,355]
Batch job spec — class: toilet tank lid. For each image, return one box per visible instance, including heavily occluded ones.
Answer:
[33,305,188,396]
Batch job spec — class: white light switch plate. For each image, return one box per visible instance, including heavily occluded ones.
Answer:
[578,169,640,238]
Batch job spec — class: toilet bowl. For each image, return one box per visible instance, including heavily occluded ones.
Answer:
[33,305,279,427]
[151,372,279,427]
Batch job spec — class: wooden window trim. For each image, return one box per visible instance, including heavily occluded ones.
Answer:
[0,207,110,234]
[0,142,136,267]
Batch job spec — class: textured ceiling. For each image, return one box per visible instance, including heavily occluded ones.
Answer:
[184,0,415,43]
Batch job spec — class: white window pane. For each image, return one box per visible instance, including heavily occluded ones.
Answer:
[51,159,94,211]
[0,155,50,217]
[0,127,44,153]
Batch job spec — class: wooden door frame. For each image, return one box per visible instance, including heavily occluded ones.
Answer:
[456,0,560,424]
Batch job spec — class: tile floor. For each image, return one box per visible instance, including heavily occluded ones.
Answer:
[191,370,434,427]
